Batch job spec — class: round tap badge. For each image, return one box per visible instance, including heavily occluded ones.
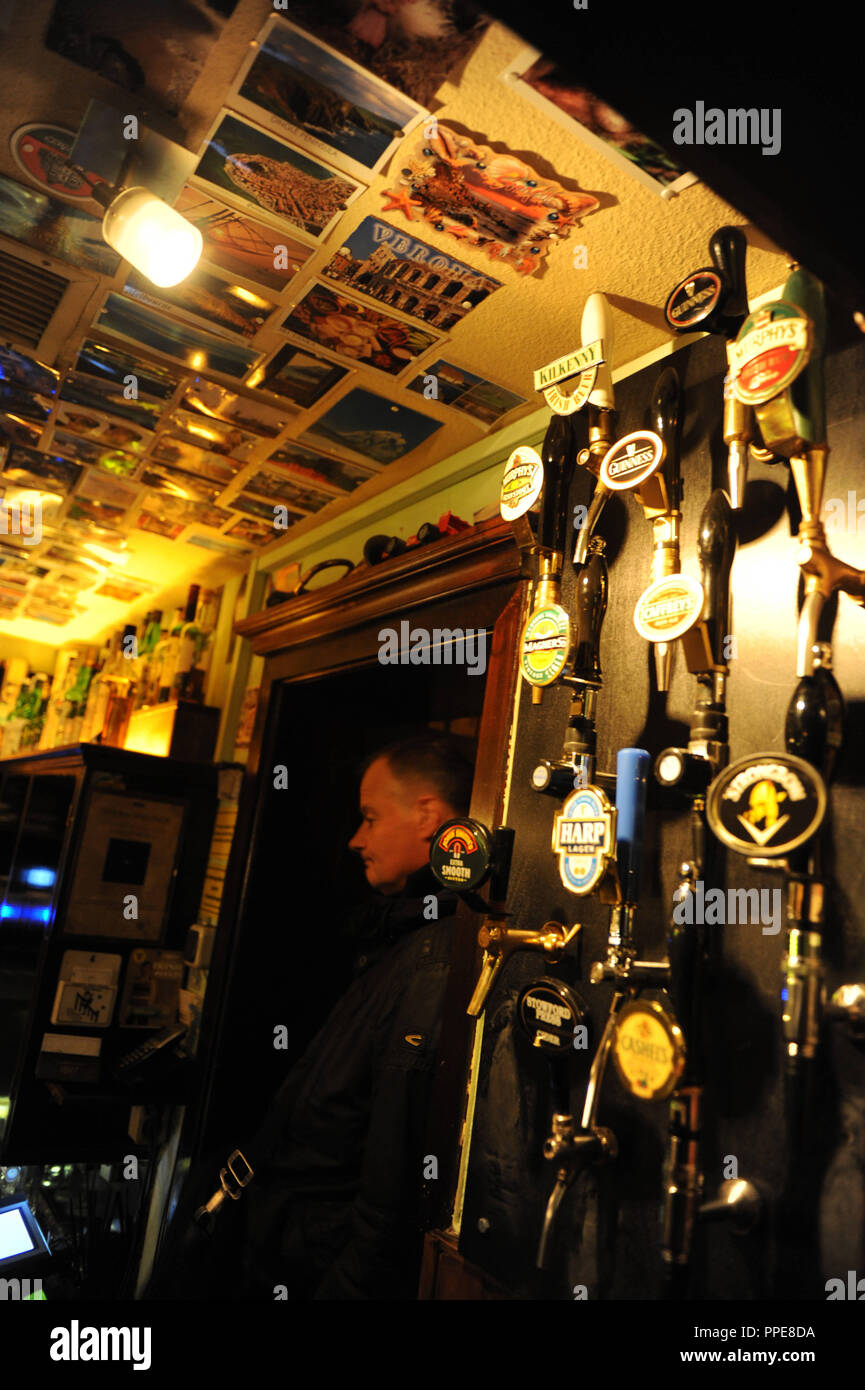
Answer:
[613,1000,685,1100]
[518,978,587,1054]
[10,124,105,212]
[520,605,571,686]
[634,573,704,644]
[500,446,544,521]
[664,269,723,331]
[553,784,616,895]
[706,752,827,858]
[430,817,492,891]
[542,367,597,416]
[600,431,665,492]
[730,301,812,406]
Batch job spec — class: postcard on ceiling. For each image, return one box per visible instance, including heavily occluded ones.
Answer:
[321,216,501,328]
[174,185,314,294]
[281,282,441,378]
[299,387,442,466]
[94,292,263,381]
[195,111,363,242]
[123,265,278,341]
[229,18,426,184]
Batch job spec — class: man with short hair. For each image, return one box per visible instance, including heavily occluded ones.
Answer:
[232,731,473,1300]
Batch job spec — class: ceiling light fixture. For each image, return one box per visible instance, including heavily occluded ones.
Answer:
[91,184,203,288]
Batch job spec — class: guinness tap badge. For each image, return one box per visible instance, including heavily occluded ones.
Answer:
[730,301,812,406]
[534,340,604,415]
[430,818,492,890]
[553,784,616,895]
[613,1000,685,1100]
[599,430,665,492]
[500,446,544,521]
[706,752,827,857]
[664,269,723,331]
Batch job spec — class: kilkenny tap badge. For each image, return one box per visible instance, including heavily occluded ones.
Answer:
[533,340,604,415]
[553,785,616,895]
[706,752,826,857]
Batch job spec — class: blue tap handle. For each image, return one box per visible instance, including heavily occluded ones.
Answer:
[616,747,651,905]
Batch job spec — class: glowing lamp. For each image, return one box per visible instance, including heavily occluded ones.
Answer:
[95,186,203,287]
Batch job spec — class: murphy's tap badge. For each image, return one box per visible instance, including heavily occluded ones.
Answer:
[612,1000,685,1100]
[518,978,587,1054]
[706,752,827,857]
[664,269,723,331]
[730,301,812,406]
[430,818,492,891]
[553,784,616,895]
[600,430,665,496]
[500,445,544,521]
[634,573,705,650]
[521,606,572,686]
[533,340,604,415]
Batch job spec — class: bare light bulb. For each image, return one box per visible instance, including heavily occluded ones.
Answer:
[100,187,203,288]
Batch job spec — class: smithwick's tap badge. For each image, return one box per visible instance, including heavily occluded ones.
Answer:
[521,605,572,686]
[599,430,665,491]
[612,1000,685,1101]
[533,340,604,415]
[553,784,616,895]
[634,573,704,644]
[730,301,812,406]
[664,269,723,331]
[430,818,492,891]
[500,445,544,522]
[518,978,586,1054]
[706,752,827,857]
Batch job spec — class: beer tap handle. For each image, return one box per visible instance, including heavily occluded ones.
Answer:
[698,487,736,671]
[784,265,827,457]
[538,413,577,559]
[651,366,683,517]
[638,368,682,692]
[616,747,651,908]
[569,537,608,687]
[582,292,616,415]
[709,225,749,334]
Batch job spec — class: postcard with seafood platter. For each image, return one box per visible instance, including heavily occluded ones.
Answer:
[229,17,426,184]
[280,282,441,378]
[195,111,364,242]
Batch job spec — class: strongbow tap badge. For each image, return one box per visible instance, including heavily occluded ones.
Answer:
[706,753,827,857]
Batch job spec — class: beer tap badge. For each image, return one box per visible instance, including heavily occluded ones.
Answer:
[430,817,491,890]
[599,431,665,491]
[706,752,826,857]
[500,445,544,521]
[520,605,572,686]
[664,269,723,331]
[533,340,604,415]
[518,978,586,1054]
[730,301,812,406]
[612,999,685,1100]
[634,573,704,644]
[553,785,616,894]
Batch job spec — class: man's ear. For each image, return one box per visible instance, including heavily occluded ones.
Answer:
[415,795,446,838]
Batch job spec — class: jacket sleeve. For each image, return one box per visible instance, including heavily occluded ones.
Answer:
[312,944,450,1299]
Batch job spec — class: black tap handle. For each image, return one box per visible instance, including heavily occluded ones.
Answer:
[489,826,515,903]
[651,366,682,511]
[697,488,736,668]
[709,225,748,332]
[570,538,608,685]
[538,414,577,555]
[784,666,844,785]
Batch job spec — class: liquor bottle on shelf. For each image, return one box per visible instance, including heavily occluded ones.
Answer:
[2,677,32,757]
[173,586,202,701]
[79,632,120,744]
[156,608,185,704]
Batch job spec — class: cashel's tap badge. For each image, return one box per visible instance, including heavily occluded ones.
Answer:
[612,999,685,1100]
[730,301,812,406]
[553,785,616,895]
[430,818,492,891]
[706,752,826,857]
[533,340,604,415]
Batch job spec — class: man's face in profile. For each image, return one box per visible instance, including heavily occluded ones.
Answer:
[349,756,441,895]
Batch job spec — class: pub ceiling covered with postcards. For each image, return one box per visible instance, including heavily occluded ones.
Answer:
[0,0,789,644]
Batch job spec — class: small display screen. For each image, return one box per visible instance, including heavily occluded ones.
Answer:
[0,1206,35,1262]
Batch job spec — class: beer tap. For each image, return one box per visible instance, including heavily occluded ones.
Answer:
[518,414,579,700]
[428,817,579,1018]
[574,292,617,566]
[665,224,757,507]
[732,265,865,675]
[535,748,662,1269]
[632,366,685,692]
